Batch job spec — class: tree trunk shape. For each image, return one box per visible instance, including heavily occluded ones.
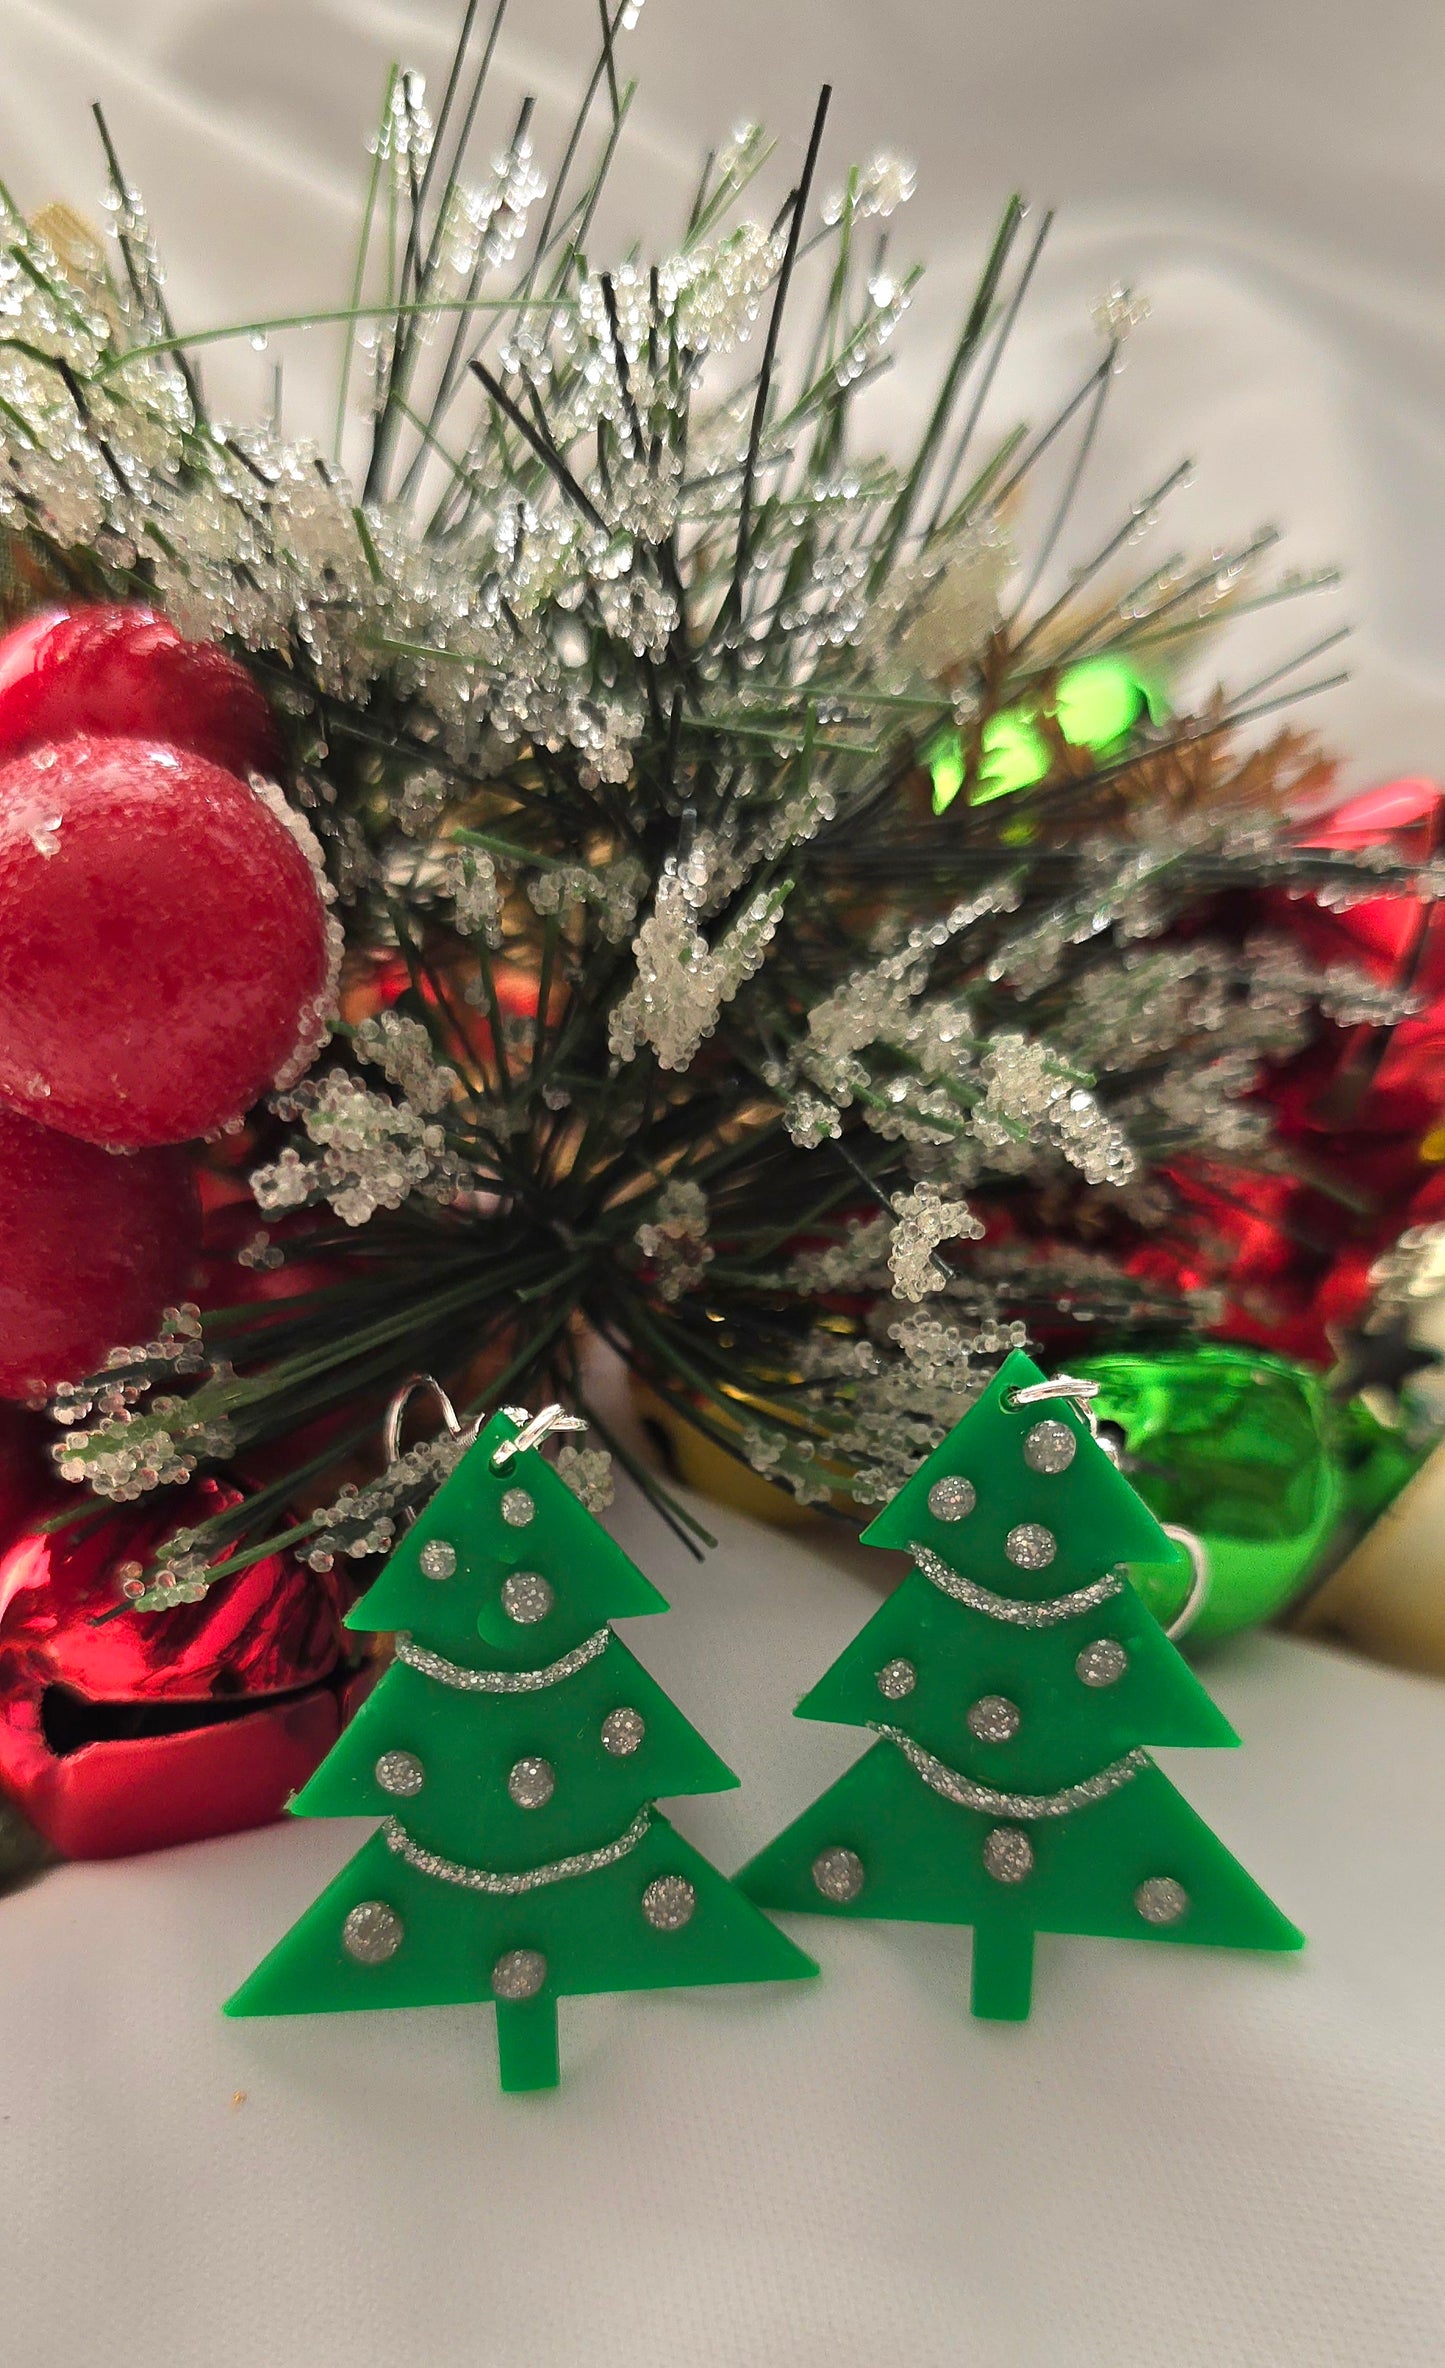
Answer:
[496,1994,561,2092]
[970,1919,1034,2020]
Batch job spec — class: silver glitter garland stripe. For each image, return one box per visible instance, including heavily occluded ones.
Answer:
[876,1725,1149,1820]
[910,1541,1124,1628]
[393,1627,610,1692]
[382,1805,654,1895]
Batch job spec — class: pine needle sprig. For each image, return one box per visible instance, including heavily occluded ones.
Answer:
[0,6,1420,1600]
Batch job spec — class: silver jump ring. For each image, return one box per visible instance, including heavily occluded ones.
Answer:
[489,1401,589,1470]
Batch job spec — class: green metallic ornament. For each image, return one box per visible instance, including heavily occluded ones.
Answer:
[740,1351,1303,2021]
[929,654,1162,815]
[1074,1345,1342,1643]
[226,1406,815,2091]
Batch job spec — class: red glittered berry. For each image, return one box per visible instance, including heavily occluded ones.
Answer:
[0,1105,199,1401]
[0,605,284,779]
[0,735,334,1148]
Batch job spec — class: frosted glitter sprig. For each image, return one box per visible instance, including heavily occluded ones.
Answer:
[635,1179,714,1301]
[253,1071,469,1227]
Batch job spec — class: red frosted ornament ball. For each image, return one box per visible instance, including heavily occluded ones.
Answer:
[0,1104,199,1401]
[0,735,333,1147]
[0,604,285,779]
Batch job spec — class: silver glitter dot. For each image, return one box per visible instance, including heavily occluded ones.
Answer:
[967,1694,1021,1743]
[877,1658,917,1701]
[1076,1638,1128,1688]
[419,1538,457,1580]
[1135,1875,1189,1926]
[500,1569,554,1624]
[1023,1419,1076,1475]
[341,1900,404,1964]
[507,1755,556,1809]
[811,1845,865,1903]
[928,1475,976,1522]
[500,1488,535,1528]
[982,1826,1034,1884]
[491,1947,547,2000]
[601,1706,646,1756]
[641,1875,697,1930]
[374,1749,425,1797]
[1005,1522,1057,1570]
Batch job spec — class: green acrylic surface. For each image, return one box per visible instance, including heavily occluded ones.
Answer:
[227,1410,815,2089]
[739,1350,1304,2019]
[345,1422,668,1665]
[859,1352,1174,1578]
[292,1637,739,1868]
[796,1564,1238,1789]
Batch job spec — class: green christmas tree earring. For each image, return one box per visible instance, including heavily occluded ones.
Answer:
[739,1349,1303,2020]
[227,1400,815,2091]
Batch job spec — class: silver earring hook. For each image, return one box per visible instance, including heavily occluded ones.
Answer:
[381,1374,485,1530]
[1160,1524,1211,1642]
[383,1373,466,1467]
[1005,1372,1103,1440]
[490,1402,589,1470]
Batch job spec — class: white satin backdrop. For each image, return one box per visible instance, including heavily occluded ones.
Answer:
[1,4,1444,2362]
[4,1447,1445,2368]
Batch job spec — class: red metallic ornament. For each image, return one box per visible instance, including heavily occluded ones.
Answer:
[1286,780,1444,983]
[1126,1168,1342,1364]
[0,1478,353,1859]
[0,734,333,1147]
[0,604,284,779]
[1203,776,1445,1371]
[0,1105,199,1401]
[1300,777,1442,858]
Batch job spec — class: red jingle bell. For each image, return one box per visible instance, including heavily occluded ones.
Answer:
[0,604,285,779]
[0,734,334,1147]
[0,1477,353,1858]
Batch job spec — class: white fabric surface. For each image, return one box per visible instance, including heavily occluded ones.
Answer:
[4,1480,1445,2368]
[2,4,1445,2362]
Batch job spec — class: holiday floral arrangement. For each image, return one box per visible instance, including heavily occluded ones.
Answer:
[0,4,1438,1868]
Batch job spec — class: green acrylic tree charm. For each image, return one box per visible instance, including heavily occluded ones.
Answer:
[739,1350,1303,2020]
[227,1409,815,2091]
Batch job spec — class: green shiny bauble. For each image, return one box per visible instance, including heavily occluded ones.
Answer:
[1071,1344,1367,1644]
[928,655,1161,815]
